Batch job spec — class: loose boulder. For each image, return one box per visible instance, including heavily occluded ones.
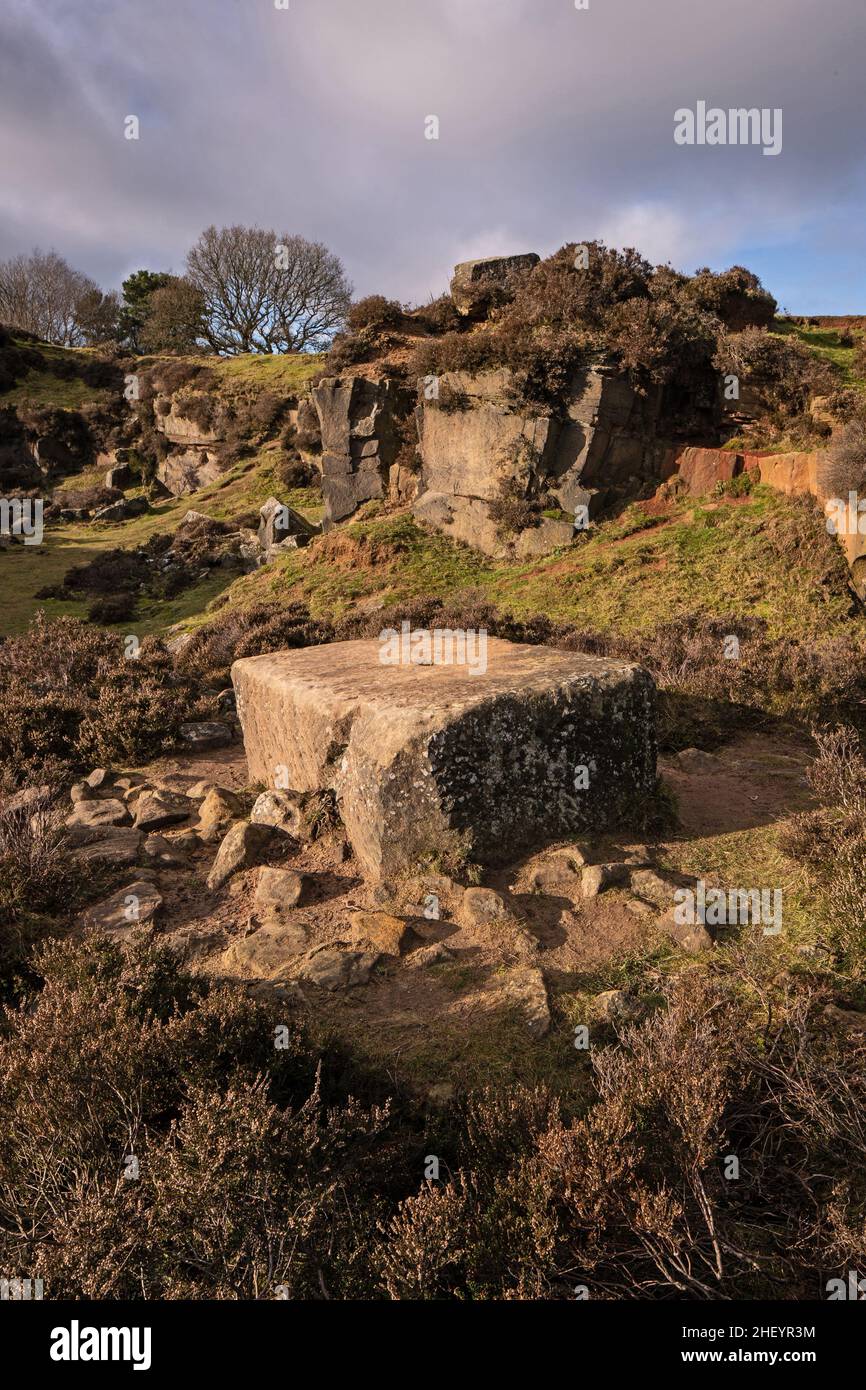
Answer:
[232,636,656,880]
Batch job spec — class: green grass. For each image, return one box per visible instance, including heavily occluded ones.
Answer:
[772,317,866,388]
[189,485,857,645]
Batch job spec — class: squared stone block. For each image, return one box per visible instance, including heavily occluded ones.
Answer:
[232,637,656,879]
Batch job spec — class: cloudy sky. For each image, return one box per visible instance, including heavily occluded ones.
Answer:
[1,0,864,312]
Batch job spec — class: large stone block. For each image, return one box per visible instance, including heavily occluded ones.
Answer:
[450,254,540,318]
[311,375,415,524]
[232,637,656,880]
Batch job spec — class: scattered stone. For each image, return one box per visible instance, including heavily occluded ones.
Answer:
[72,828,143,868]
[197,787,244,842]
[457,887,537,959]
[427,1082,455,1105]
[179,720,233,751]
[255,866,307,915]
[297,945,380,990]
[134,791,191,831]
[257,496,317,557]
[530,850,586,896]
[82,880,163,938]
[224,921,309,977]
[250,789,310,840]
[594,989,643,1024]
[67,798,130,830]
[405,941,454,968]
[662,916,714,954]
[2,785,53,815]
[629,868,685,908]
[349,910,415,956]
[824,1004,866,1033]
[625,897,655,918]
[85,768,114,790]
[232,637,657,880]
[143,834,188,867]
[207,821,273,891]
[186,780,217,800]
[450,252,540,318]
[70,781,94,804]
[113,774,147,794]
[580,863,632,898]
[498,966,551,1038]
[93,497,148,522]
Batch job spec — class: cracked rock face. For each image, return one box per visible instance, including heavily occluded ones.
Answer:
[232,636,656,880]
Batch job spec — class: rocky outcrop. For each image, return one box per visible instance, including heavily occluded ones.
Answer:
[232,636,657,880]
[310,375,415,525]
[257,495,318,558]
[157,448,225,496]
[450,253,540,318]
[413,364,666,556]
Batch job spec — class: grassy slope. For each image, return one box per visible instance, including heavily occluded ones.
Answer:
[199,485,855,642]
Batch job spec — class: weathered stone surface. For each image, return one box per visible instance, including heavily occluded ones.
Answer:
[70,781,94,804]
[310,376,415,524]
[594,989,643,1024]
[497,966,551,1038]
[255,866,306,914]
[67,798,130,830]
[93,497,148,522]
[197,787,243,841]
[207,821,273,891]
[85,768,114,790]
[258,496,317,557]
[450,253,539,318]
[580,862,632,898]
[105,461,135,490]
[134,791,191,831]
[348,910,414,956]
[83,880,163,938]
[233,637,656,880]
[405,941,454,968]
[413,364,659,557]
[675,446,742,497]
[457,888,537,959]
[250,790,311,840]
[157,450,225,496]
[297,944,380,990]
[72,828,143,868]
[143,834,188,867]
[225,921,309,977]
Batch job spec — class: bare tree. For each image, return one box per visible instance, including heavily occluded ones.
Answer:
[186,225,352,354]
[0,249,104,346]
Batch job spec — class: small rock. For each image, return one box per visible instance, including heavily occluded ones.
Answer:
[85,768,114,790]
[498,966,550,1038]
[134,791,191,831]
[83,880,163,938]
[207,821,273,891]
[405,941,454,968]
[2,785,53,815]
[297,945,380,990]
[224,921,309,977]
[662,916,714,954]
[72,828,143,868]
[594,989,643,1023]
[580,863,631,898]
[67,798,130,830]
[676,748,722,775]
[250,790,310,840]
[179,721,232,751]
[143,834,188,867]
[186,780,217,800]
[458,887,537,959]
[113,774,147,794]
[427,1082,455,1105]
[629,868,683,907]
[70,781,95,804]
[255,866,307,914]
[823,1004,866,1032]
[349,910,415,957]
[625,897,655,918]
[197,787,244,842]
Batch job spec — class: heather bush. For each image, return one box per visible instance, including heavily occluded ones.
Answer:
[0,613,195,788]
